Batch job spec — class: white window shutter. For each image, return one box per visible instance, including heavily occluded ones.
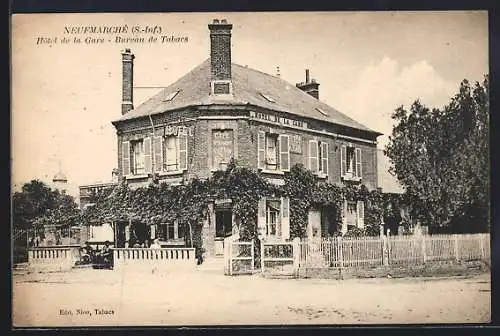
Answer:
[154,136,163,173]
[122,141,131,176]
[357,200,365,229]
[340,145,347,177]
[321,142,329,175]
[144,137,152,174]
[309,140,319,173]
[355,148,362,178]
[179,135,188,171]
[257,131,266,169]
[257,197,267,237]
[281,197,290,240]
[279,134,290,171]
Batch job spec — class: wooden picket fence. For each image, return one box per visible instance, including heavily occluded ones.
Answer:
[298,233,490,270]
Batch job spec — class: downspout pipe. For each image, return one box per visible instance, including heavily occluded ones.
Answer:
[148,114,156,174]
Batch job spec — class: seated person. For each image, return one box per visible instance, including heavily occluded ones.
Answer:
[80,242,94,264]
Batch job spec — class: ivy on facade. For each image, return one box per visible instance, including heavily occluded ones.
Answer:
[81,160,410,255]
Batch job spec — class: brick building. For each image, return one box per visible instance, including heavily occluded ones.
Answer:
[84,19,382,257]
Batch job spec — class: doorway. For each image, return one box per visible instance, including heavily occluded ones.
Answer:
[307,210,322,239]
[215,210,232,256]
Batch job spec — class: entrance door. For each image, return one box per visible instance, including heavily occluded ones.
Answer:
[215,210,232,256]
[307,210,322,239]
[346,202,357,229]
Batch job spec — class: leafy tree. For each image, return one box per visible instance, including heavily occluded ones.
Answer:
[385,76,489,232]
[13,180,80,229]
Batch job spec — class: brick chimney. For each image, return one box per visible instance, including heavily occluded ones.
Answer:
[121,48,135,114]
[208,19,233,95]
[296,69,320,99]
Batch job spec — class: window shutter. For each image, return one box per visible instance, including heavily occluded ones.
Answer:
[340,145,347,177]
[309,140,319,173]
[257,131,266,169]
[279,134,290,171]
[281,197,290,240]
[357,200,365,229]
[355,148,362,178]
[122,141,131,176]
[257,197,267,237]
[321,142,329,175]
[178,135,188,171]
[144,137,152,174]
[154,136,163,172]
[150,225,156,239]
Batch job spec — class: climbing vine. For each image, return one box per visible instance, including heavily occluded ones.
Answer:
[82,161,410,257]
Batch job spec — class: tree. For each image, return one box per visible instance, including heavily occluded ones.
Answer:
[13,180,80,229]
[384,76,489,232]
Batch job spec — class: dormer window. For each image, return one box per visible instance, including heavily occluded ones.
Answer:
[211,80,233,96]
[163,90,180,102]
[260,92,276,103]
[315,107,329,116]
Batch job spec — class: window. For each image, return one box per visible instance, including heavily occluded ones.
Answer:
[344,200,365,230]
[315,107,329,116]
[259,92,276,103]
[163,90,180,102]
[258,131,290,172]
[266,201,280,236]
[257,197,290,240]
[308,140,329,175]
[158,221,184,241]
[164,136,178,171]
[266,134,278,169]
[341,145,362,180]
[211,80,232,95]
[155,134,188,173]
[131,140,145,175]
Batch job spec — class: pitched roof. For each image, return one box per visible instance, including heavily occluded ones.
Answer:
[114,59,381,135]
[377,149,405,194]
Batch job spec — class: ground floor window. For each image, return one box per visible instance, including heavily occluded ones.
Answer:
[157,221,184,241]
[266,200,281,237]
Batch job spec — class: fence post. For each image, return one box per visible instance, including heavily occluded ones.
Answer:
[421,235,427,264]
[251,240,255,273]
[382,235,389,266]
[337,236,343,280]
[292,237,300,277]
[260,239,265,275]
[454,234,459,262]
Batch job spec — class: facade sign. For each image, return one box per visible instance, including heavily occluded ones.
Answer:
[164,124,194,137]
[289,134,302,154]
[212,129,234,169]
[249,111,308,129]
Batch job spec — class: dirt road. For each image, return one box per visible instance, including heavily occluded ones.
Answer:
[12,269,490,326]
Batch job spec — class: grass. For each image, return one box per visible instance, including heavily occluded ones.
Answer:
[300,260,490,280]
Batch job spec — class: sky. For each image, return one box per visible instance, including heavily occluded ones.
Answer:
[11,11,488,200]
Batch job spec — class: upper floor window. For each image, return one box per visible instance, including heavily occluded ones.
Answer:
[164,135,178,171]
[122,134,188,177]
[257,131,290,172]
[122,139,148,176]
[341,145,362,180]
[131,140,145,175]
[308,140,329,176]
